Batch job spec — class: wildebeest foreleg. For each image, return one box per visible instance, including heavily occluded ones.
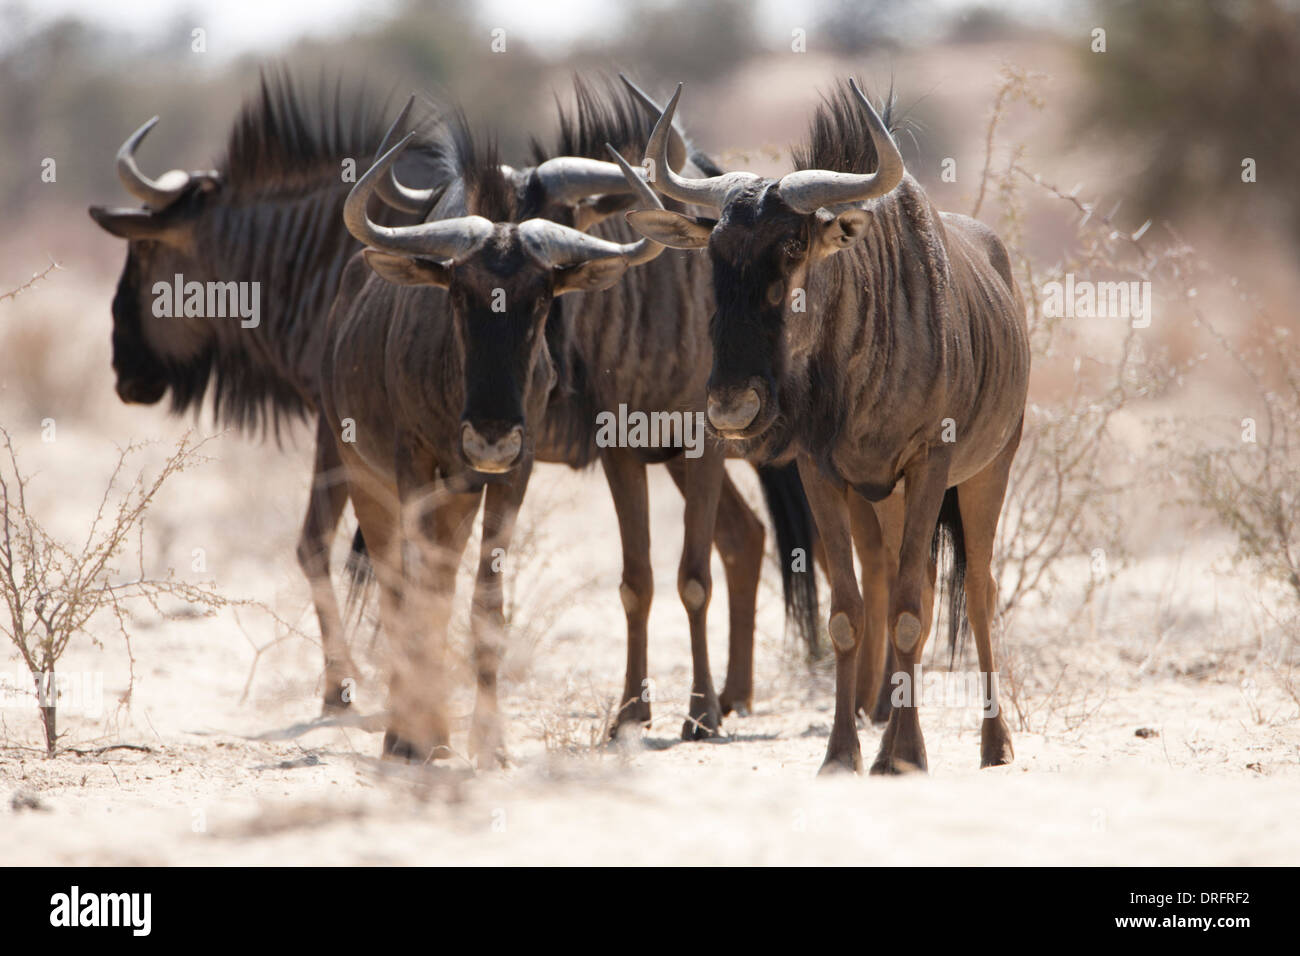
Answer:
[849,493,893,726]
[870,447,952,775]
[797,456,865,774]
[297,416,361,714]
[665,458,763,718]
[600,447,653,735]
[469,467,532,768]
[676,445,725,740]
[379,450,481,763]
[338,467,432,760]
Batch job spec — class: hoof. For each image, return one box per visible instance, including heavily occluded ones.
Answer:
[681,712,723,741]
[382,729,450,764]
[868,750,927,776]
[719,688,752,718]
[321,682,353,714]
[980,717,1015,768]
[470,725,508,770]
[609,699,651,740]
[321,697,351,717]
[475,747,510,770]
[682,689,723,741]
[818,748,863,775]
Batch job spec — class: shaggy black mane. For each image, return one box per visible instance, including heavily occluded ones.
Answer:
[792,79,897,175]
[220,68,444,196]
[530,74,659,165]
[442,109,517,222]
[164,70,449,439]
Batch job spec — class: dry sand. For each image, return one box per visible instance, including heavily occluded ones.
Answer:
[1,397,1296,866]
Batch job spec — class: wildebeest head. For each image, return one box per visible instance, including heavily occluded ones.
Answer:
[88,118,223,405]
[347,134,665,474]
[625,80,904,440]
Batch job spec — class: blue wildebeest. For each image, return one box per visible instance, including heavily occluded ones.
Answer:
[627,80,1030,773]
[324,124,676,761]
[88,74,812,729]
[331,74,825,761]
[87,73,452,712]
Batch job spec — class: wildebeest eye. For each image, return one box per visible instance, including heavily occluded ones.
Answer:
[782,239,806,260]
[766,280,785,306]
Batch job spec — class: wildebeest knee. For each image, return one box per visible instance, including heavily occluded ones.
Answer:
[678,575,709,612]
[620,570,653,616]
[828,610,858,653]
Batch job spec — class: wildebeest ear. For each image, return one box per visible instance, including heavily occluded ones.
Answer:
[553,257,629,296]
[816,209,870,256]
[363,250,452,288]
[625,209,713,249]
[88,206,175,242]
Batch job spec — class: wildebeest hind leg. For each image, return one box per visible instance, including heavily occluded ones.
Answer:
[958,427,1021,768]
[298,416,360,713]
[600,448,653,736]
[666,458,762,718]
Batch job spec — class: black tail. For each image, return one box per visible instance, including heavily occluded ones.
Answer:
[343,525,374,619]
[931,486,969,666]
[755,462,822,658]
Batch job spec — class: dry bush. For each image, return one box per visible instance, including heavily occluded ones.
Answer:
[0,427,229,755]
[978,66,1299,724]
[1155,246,1300,618]
[974,68,1175,626]
[972,67,1184,724]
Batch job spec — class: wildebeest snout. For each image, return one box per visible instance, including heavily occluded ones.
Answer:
[706,381,764,435]
[461,421,524,473]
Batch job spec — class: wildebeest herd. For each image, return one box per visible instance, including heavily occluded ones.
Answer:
[88,69,1028,776]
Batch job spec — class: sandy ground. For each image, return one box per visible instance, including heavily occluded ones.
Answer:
[1,391,1297,866]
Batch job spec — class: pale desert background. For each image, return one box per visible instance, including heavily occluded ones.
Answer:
[2,0,1298,865]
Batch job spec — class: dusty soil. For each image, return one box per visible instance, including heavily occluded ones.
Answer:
[1,394,1296,866]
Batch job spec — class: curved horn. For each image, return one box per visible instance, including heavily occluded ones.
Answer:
[534,155,645,206]
[521,145,665,269]
[345,132,493,260]
[642,84,758,211]
[617,73,687,173]
[116,117,208,209]
[775,78,905,214]
[372,95,438,215]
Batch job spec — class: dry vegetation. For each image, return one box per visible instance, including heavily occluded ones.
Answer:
[0,427,226,754]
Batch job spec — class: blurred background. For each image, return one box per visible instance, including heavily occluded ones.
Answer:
[3,0,1298,257]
